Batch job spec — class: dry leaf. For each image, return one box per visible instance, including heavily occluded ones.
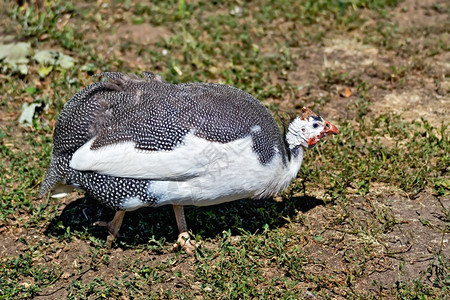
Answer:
[340,87,352,98]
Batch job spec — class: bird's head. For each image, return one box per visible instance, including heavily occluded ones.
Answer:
[285,107,339,150]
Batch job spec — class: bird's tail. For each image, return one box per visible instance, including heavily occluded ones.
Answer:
[39,154,71,198]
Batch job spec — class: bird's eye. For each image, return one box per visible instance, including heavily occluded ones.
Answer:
[313,123,319,128]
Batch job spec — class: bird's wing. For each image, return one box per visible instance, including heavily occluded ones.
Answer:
[69,132,253,180]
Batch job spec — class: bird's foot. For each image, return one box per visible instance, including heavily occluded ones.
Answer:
[94,211,125,248]
[173,231,196,255]
[93,220,117,247]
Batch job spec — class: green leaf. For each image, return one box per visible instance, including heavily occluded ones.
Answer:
[0,42,31,74]
[19,102,41,125]
[38,65,53,77]
[24,87,38,95]
[33,50,58,65]
[57,53,75,69]
[33,50,75,69]
[81,63,97,72]
[17,64,28,75]
[0,42,30,65]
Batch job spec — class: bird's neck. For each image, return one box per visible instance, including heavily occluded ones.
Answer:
[257,145,304,199]
[287,146,304,179]
[285,117,308,150]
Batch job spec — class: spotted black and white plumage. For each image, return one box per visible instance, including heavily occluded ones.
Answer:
[41,72,338,215]
[66,171,158,209]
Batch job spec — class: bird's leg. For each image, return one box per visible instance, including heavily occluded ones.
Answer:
[94,210,126,247]
[173,205,196,254]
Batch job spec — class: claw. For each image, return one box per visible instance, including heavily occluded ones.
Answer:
[172,205,197,254]
[94,211,125,247]
[173,231,197,254]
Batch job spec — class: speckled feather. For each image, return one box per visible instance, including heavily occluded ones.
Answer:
[66,171,158,209]
[40,72,289,209]
[89,76,286,161]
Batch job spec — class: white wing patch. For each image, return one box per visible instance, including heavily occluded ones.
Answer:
[150,144,305,207]
[69,132,253,180]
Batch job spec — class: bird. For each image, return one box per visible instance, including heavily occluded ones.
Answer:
[40,72,339,253]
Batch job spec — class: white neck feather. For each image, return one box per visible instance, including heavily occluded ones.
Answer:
[285,117,308,149]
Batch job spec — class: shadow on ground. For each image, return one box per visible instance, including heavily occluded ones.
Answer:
[44,194,324,246]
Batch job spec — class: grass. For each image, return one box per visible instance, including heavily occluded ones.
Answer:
[0,0,449,299]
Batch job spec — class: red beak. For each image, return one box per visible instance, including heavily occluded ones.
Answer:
[308,121,339,148]
[322,121,339,135]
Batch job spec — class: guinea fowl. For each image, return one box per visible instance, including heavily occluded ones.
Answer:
[40,72,339,253]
